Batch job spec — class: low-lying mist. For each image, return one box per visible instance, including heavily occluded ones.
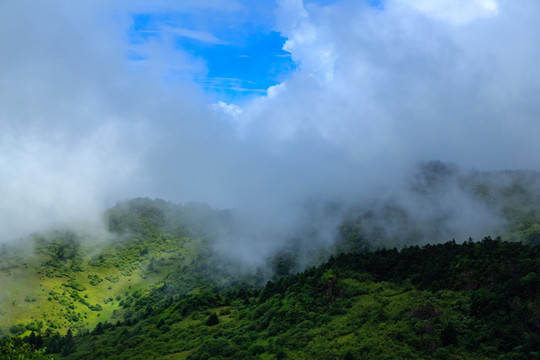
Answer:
[1,0,540,273]
[210,161,540,271]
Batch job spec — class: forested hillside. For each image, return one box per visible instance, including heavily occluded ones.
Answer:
[3,238,538,359]
[0,199,231,338]
[65,238,538,359]
[1,168,540,359]
[4,0,540,357]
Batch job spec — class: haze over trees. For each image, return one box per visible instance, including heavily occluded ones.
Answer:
[1,166,539,359]
[2,0,540,359]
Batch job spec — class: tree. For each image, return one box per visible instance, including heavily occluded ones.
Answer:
[93,322,104,335]
[441,322,458,346]
[0,339,54,359]
[205,313,219,326]
[62,328,74,356]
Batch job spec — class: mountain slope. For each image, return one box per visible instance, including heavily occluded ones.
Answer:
[2,170,540,359]
[39,238,540,359]
[0,198,229,337]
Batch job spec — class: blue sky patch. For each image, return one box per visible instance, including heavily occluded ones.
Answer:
[185,31,295,101]
[127,0,383,102]
[128,8,295,102]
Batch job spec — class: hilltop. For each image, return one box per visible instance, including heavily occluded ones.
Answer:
[1,166,540,358]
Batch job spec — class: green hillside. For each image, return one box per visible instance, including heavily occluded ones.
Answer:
[5,238,538,359]
[0,199,226,337]
[1,169,540,359]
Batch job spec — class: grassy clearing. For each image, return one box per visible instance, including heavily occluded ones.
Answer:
[0,232,191,336]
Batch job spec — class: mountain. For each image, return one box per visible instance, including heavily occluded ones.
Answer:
[0,198,232,338]
[64,238,540,359]
[3,238,539,359]
[1,166,540,359]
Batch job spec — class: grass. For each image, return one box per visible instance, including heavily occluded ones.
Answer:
[0,233,194,336]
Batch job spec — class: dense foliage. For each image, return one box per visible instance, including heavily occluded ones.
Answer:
[2,238,535,359]
[1,183,540,359]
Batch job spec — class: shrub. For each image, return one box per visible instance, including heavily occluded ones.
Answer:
[205,313,219,326]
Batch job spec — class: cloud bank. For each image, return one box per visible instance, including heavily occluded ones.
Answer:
[240,0,540,171]
[1,0,540,267]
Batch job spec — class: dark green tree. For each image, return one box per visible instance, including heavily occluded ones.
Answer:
[205,313,219,326]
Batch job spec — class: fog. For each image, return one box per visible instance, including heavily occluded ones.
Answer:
[1,0,539,266]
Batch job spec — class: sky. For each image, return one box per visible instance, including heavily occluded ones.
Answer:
[1,0,540,256]
[127,1,295,100]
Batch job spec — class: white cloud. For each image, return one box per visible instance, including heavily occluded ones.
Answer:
[393,0,499,25]
[120,0,243,13]
[267,83,286,98]
[164,26,225,44]
[236,0,540,170]
[0,0,200,240]
[214,101,243,117]
[277,0,336,81]
[2,0,540,267]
